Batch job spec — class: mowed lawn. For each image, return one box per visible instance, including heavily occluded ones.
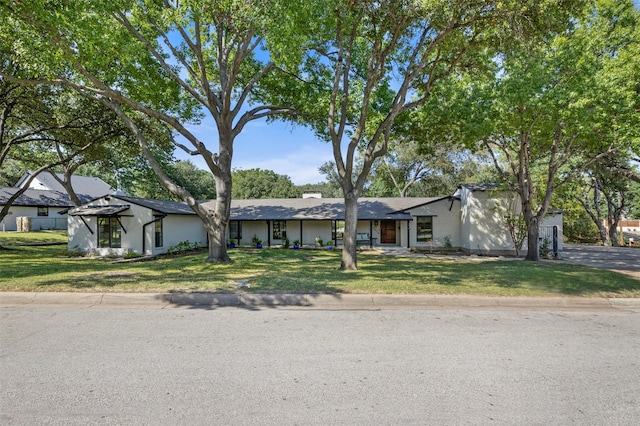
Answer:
[1,231,639,297]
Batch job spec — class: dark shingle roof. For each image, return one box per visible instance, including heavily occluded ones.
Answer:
[0,187,74,208]
[208,197,438,221]
[111,195,197,215]
[16,171,114,202]
[69,205,131,217]
[68,195,447,220]
[458,183,503,192]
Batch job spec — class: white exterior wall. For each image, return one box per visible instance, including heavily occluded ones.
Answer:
[157,215,207,255]
[301,221,332,246]
[407,199,462,249]
[539,214,564,252]
[460,188,517,255]
[239,221,269,246]
[68,197,206,256]
[0,206,68,231]
[68,198,152,256]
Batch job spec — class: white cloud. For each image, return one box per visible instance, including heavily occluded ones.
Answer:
[173,120,334,185]
[234,143,333,185]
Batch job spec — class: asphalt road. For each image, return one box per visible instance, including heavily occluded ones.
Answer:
[1,305,639,425]
[562,243,640,278]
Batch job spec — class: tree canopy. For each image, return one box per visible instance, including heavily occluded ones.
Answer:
[0,0,312,263]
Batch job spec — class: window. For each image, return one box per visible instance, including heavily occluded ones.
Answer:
[155,219,163,247]
[332,220,345,240]
[98,217,122,248]
[229,221,242,240]
[273,221,286,240]
[37,207,48,217]
[416,216,433,242]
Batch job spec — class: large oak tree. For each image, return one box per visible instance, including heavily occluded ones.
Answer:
[452,0,639,260]
[1,0,305,263]
[290,0,564,270]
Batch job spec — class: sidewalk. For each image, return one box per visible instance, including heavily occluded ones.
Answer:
[1,291,639,311]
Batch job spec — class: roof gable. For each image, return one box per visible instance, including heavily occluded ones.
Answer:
[16,171,114,202]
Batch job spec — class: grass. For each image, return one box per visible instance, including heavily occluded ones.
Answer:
[0,230,68,246]
[1,231,639,297]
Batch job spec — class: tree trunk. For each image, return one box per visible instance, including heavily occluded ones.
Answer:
[205,132,233,263]
[598,223,609,246]
[524,215,540,261]
[608,212,621,247]
[340,195,359,271]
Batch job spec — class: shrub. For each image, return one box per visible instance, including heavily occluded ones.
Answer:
[167,240,202,255]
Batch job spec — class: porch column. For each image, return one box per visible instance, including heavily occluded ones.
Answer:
[300,221,303,246]
[267,221,271,247]
[369,221,373,248]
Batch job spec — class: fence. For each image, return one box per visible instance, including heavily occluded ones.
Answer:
[539,225,561,258]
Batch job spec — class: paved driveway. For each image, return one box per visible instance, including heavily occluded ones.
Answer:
[562,244,640,278]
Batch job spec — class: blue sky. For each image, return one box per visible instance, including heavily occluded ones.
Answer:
[177,116,333,186]
[175,0,640,186]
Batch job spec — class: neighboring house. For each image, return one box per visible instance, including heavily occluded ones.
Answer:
[67,184,563,257]
[15,171,115,203]
[0,188,73,231]
[1,172,115,232]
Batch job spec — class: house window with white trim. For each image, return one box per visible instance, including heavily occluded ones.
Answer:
[273,221,286,239]
[37,207,48,217]
[416,216,433,242]
[155,219,163,247]
[98,217,122,248]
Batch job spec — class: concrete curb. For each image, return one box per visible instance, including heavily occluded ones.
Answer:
[1,292,639,311]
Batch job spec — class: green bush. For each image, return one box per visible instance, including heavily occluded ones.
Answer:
[167,240,202,255]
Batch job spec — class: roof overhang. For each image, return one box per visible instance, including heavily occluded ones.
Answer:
[70,205,131,217]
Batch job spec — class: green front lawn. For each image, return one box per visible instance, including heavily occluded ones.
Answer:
[0,230,68,246]
[0,232,638,297]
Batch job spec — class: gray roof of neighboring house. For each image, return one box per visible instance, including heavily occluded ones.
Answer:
[216,197,438,221]
[458,183,503,192]
[0,187,74,208]
[16,171,114,203]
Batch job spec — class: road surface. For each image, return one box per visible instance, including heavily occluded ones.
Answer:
[1,304,639,425]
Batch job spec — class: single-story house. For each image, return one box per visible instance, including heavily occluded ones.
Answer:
[1,172,115,231]
[0,188,73,231]
[67,195,208,256]
[66,184,563,257]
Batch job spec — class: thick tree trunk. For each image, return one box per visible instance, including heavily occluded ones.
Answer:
[340,195,359,271]
[205,132,233,263]
[524,215,540,261]
[598,223,609,246]
[608,219,620,247]
[206,172,232,263]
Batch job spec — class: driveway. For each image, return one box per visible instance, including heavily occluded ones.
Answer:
[562,244,640,278]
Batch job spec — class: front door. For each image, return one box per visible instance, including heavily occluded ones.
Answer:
[380,220,396,244]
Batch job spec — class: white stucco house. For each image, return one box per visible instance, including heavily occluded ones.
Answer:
[1,172,115,232]
[67,195,209,256]
[0,188,74,231]
[66,184,563,257]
